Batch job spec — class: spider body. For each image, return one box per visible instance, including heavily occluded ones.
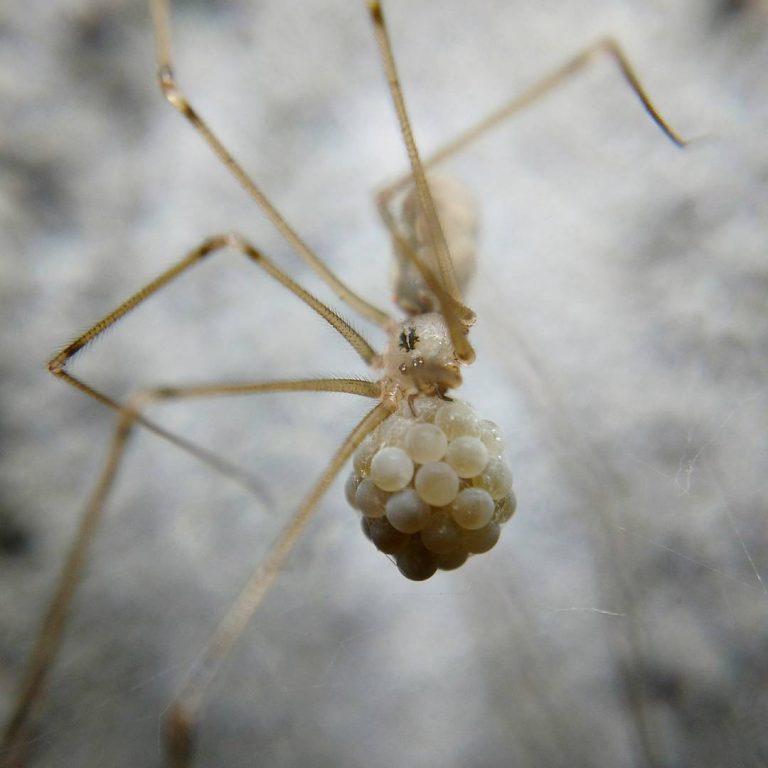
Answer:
[0,0,693,763]
[357,293,516,580]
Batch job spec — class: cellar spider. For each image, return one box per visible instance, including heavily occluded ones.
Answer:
[2,1,690,766]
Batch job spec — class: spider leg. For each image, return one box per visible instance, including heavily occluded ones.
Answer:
[49,232,380,391]
[368,2,476,365]
[163,400,394,768]
[149,0,392,328]
[0,379,382,765]
[7,224,387,764]
[377,35,691,218]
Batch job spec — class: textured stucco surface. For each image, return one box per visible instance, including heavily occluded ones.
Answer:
[1,1,767,766]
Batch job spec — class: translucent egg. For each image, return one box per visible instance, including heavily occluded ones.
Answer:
[345,473,361,508]
[451,487,495,530]
[352,435,377,477]
[353,398,515,576]
[379,415,412,448]
[355,479,389,518]
[478,419,505,458]
[473,457,514,500]
[385,489,430,533]
[493,491,517,524]
[414,461,460,506]
[420,511,462,554]
[361,517,409,554]
[445,436,489,478]
[463,522,501,554]
[434,548,468,571]
[370,446,414,492]
[434,401,480,440]
[395,540,438,581]
[404,423,448,464]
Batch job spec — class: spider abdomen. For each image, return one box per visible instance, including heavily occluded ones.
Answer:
[392,175,478,316]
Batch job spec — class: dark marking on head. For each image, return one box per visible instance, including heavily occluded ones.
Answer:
[398,326,420,352]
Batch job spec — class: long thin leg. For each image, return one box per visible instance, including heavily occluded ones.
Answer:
[367,1,476,366]
[164,400,394,768]
[378,36,690,213]
[0,378,381,765]
[148,0,392,329]
[151,377,381,401]
[47,232,380,492]
[48,232,381,463]
[50,232,378,380]
[0,409,130,768]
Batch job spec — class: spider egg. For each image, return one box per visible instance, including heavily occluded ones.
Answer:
[478,419,505,458]
[451,487,495,530]
[414,461,460,507]
[370,446,414,492]
[355,478,389,518]
[463,522,501,554]
[404,423,448,464]
[493,491,517,524]
[434,401,480,440]
[385,489,430,533]
[361,516,409,554]
[434,548,469,571]
[345,473,361,508]
[353,435,377,477]
[445,435,489,478]
[378,415,412,448]
[395,540,438,581]
[420,511,462,554]
[473,457,514,500]
[348,399,516,580]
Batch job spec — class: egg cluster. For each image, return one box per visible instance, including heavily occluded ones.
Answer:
[345,396,516,580]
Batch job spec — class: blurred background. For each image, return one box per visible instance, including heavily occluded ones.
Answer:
[1,0,767,766]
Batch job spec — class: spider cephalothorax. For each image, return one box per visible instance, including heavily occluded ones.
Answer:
[382,314,463,397]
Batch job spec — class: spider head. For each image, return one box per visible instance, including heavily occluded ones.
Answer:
[383,313,462,396]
